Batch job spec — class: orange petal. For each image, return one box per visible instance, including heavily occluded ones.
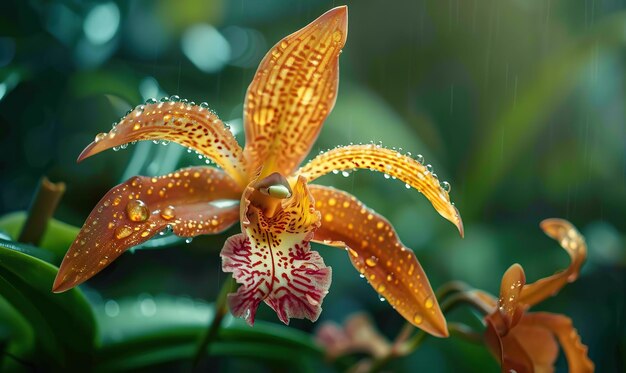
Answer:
[517,312,594,373]
[519,219,587,307]
[484,316,536,373]
[243,6,348,177]
[79,100,248,187]
[498,264,526,331]
[53,167,241,293]
[505,316,560,373]
[309,185,448,338]
[297,144,463,236]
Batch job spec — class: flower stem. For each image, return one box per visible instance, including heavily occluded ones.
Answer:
[18,177,65,245]
[363,284,486,373]
[192,274,234,366]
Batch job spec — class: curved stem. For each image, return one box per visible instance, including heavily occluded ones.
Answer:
[192,275,234,367]
[363,289,488,373]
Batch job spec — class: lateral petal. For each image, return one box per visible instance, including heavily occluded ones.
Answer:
[309,185,448,338]
[243,6,347,177]
[521,312,594,373]
[519,219,587,307]
[498,264,526,331]
[79,100,248,187]
[53,167,241,292]
[297,144,463,236]
[221,177,331,325]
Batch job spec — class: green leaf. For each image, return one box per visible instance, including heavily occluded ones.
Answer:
[95,295,322,370]
[0,212,80,263]
[0,239,97,369]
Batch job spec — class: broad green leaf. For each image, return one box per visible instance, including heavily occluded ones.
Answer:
[0,294,35,370]
[0,212,79,263]
[0,239,97,369]
[95,295,321,371]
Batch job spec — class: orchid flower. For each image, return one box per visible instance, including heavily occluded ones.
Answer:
[52,6,463,337]
[469,219,594,373]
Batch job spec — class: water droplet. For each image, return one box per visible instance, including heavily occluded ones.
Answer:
[120,143,128,149]
[112,146,120,151]
[160,97,170,102]
[386,273,395,282]
[441,181,451,193]
[115,225,133,239]
[413,312,423,325]
[169,95,180,102]
[383,174,390,179]
[145,98,157,104]
[200,102,209,108]
[405,183,411,189]
[341,170,350,177]
[365,256,378,267]
[185,237,193,244]
[160,205,175,220]
[424,297,434,309]
[359,274,365,279]
[416,154,424,164]
[161,140,170,145]
[379,296,386,302]
[94,133,106,143]
[426,164,433,173]
[126,200,149,222]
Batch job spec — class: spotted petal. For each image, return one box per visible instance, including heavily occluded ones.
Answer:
[519,219,587,307]
[309,185,448,338]
[53,167,241,292]
[221,177,331,325]
[297,144,463,236]
[79,101,248,187]
[243,6,347,177]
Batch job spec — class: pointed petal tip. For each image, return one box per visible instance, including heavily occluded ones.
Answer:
[454,206,464,238]
[427,316,450,338]
[76,142,98,163]
[51,274,74,293]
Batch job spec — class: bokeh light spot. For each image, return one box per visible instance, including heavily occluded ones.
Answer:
[181,24,230,73]
[83,2,120,45]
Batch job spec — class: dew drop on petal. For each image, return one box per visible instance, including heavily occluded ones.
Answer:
[185,237,193,244]
[126,200,149,222]
[365,256,378,267]
[115,225,132,239]
[424,296,434,309]
[160,205,176,220]
[95,132,106,143]
[426,164,433,173]
[441,181,451,193]
[416,154,424,164]
[413,312,423,325]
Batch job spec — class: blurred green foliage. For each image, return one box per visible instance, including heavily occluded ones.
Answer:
[0,0,625,371]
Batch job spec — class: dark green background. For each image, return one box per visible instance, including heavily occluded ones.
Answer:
[1,0,625,371]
